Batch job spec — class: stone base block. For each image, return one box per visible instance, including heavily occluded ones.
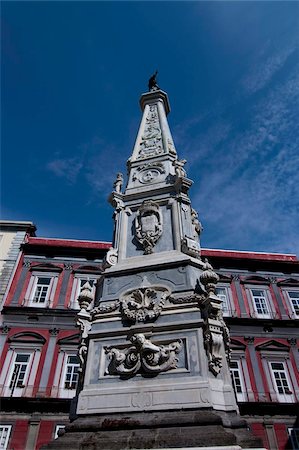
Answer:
[42,409,263,450]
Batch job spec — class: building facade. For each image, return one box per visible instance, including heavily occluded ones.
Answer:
[0,221,36,311]
[1,240,298,450]
[0,236,110,450]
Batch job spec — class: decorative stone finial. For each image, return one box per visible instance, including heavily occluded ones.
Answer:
[148,71,159,91]
[200,259,219,294]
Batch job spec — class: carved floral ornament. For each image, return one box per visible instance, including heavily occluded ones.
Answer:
[135,200,163,254]
[105,333,182,377]
[93,284,170,323]
[120,285,171,322]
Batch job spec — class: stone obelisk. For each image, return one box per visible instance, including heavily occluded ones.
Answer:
[46,77,263,449]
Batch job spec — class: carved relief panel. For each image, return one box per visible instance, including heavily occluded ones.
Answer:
[138,105,163,159]
[105,334,182,377]
[132,162,166,185]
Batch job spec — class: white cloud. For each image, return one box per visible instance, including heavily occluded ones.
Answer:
[46,135,128,200]
[189,59,299,255]
[241,33,299,95]
[46,157,83,184]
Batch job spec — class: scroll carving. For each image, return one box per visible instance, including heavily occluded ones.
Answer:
[103,247,118,268]
[105,333,182,377]
[135,200,163,254]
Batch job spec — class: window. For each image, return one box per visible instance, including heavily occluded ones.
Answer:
[9,353,31,390]
[229,360,247,402]
[247,288,276,318]
[251,289,270,317]
[63,355,80,390]
[288,428,299,450]
[215,286,234,316]
[0,347,42,397]
[0,426,12,450]
[52,351,80,399]
[286,291,299,318]
[32,276,52,304]
[24,272,58,307]
[70,276,97,309]
[54,425,65,440]
[269,361,294,402]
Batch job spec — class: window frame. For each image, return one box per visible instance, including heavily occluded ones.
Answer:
[24,271,59,308]
[0,344,42,397]
[229,351,254,402]
[62,354,80,391]
[259,349,298,403]
[0,425,12,450]
[246,285,275,319]
[230,359,247,402]
[52,348,80,399]
[282,288,299,318]
[268,360,295,403]
[215,284,235,317]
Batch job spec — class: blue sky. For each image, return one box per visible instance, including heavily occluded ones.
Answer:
[2,1,299,255]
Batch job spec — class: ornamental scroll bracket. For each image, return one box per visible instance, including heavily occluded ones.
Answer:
[199,259,231,377]
[103,247,118,269]
[105,333,182,377]
[135,200,163,254]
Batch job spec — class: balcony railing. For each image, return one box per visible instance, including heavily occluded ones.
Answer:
[0,384,77,399]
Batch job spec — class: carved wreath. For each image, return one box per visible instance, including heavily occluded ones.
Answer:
[135,200,163,254]
[105,333,182,377]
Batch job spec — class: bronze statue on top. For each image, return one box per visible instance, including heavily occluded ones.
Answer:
[148,71,160,91]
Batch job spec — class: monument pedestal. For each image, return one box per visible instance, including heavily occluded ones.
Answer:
[43,409,263,449]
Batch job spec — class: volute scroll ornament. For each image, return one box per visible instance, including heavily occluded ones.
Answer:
[103,247,118,269]
[135,200,163,254]
[105,333,182,377]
